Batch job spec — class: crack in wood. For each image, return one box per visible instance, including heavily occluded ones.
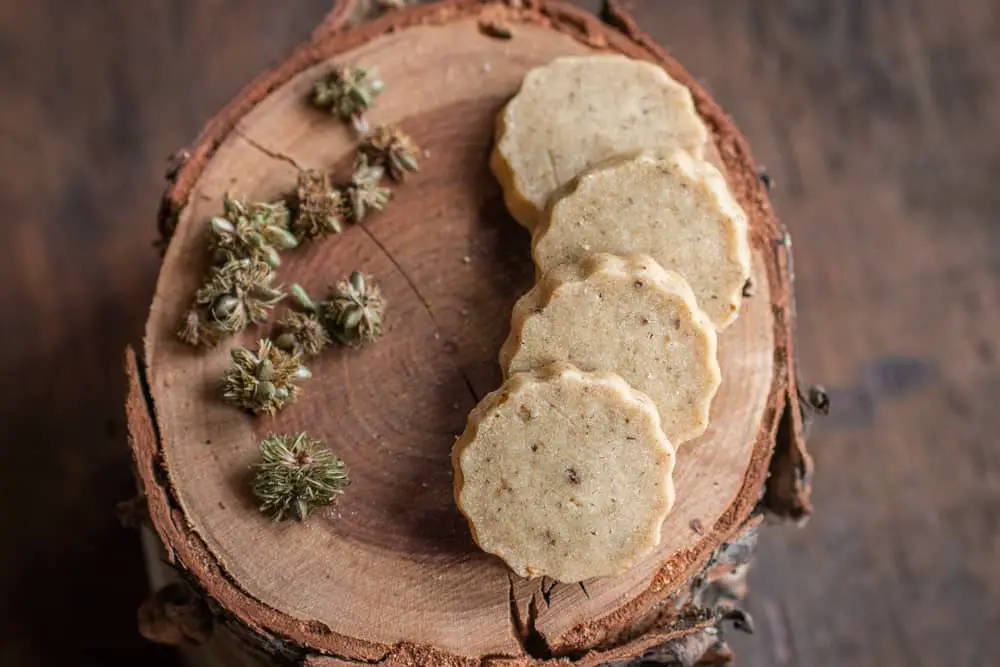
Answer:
[355,222,480,403]
[505,574,552,660]
[540,576,558,606]
[507,574,529,652]
[233,127,307,173]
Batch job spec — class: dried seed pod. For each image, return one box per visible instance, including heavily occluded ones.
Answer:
[220,339,310,416]
[311,65,385,121]
[320,271,386,346]
[345,155,392,223]
[292,170,349,240]
[274,310,330,358]
[359,125,420,182]
[252,432,349,522]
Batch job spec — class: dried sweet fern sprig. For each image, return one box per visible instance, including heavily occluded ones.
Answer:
[221,339,311,415]
[310,65,385,123]
[320,272,386,346]
[252,432,348,522]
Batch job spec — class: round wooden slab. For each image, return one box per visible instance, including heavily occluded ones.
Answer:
[134,1,793,663]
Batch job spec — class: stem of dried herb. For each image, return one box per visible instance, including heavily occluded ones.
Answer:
[221,339,311,415]
[252,432,348,522]
[320,271,386,346]
[359,125,420,182]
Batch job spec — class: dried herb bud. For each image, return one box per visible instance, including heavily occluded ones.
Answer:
[359,125,420,182]
[274,311,330,358]
[320,271,386,346]
[311,65,385,122]
[290,283,319,313]
[345,154,392,223]
[221,339,309,416]
[292,170,348,240]
[177,309,204,347]
[193,259,284,339]
[210,197,295,268]
[252,432,348,522]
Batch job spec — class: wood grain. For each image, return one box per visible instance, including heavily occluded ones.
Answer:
[2,0,998,666]
[137,2,792,661]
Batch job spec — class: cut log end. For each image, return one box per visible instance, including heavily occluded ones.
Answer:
[129,1,807,665]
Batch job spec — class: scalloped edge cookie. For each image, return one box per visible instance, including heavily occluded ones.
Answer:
[533,149,751,330]
[500,253,721,445]
[452,361,676,582]
[490,54,707,231]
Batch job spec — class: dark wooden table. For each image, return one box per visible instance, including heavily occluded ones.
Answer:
[1,1,996,666]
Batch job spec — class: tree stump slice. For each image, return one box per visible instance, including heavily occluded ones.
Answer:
[129,1,804,665]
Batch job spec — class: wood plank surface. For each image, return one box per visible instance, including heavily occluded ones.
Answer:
[0,1,996,666]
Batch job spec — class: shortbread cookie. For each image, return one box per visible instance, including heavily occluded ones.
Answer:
[491,54,707,231]
[452,362,675,582]
[533,150,751,330]
[500,253,720,445]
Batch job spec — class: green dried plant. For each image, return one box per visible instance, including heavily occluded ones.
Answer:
[202,258,283,334]
[289,283,319,314]
[311,65,385,122]
[359,125,420,182]
[252,432,348,522]
[210,197,297,269]
[345,154,392,223]
[274,310,330,358]
[178,259,284,347]
[177,308,209,347]
[221,339,311,416]
[291,170,348,241]
[320,271,386,347]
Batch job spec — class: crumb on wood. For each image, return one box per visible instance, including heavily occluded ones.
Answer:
[582,31,608,49]
[689,518,704,534]
[462,255,471,264]
[479,18,513,39]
